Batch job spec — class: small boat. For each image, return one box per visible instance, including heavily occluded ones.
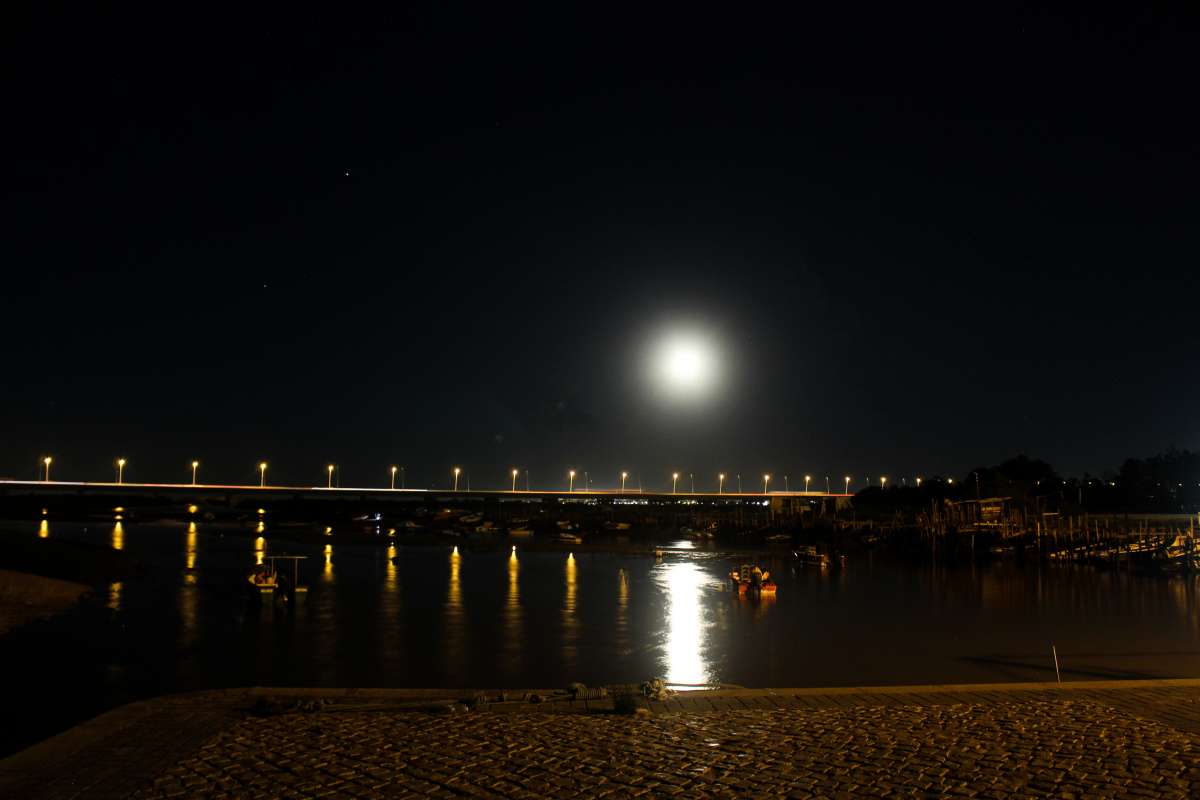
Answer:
[248,566,277,595]
[556,520,579,531]
[558,532,584,544]
[604,521,631,531]
[509,527,534,538]
[459,513,483,524]
[474,522,496,533]
[765,534,791,543]
[792,546,830,569]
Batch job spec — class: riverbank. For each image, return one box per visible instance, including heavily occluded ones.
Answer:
[0,569,90,636]
[3,679,1199,798]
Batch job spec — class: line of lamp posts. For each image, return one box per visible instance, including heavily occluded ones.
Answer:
[34,456,922,495]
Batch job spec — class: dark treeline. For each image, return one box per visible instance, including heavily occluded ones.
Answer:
[854,450,1200,516]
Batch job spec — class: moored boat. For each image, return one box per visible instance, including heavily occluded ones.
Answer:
[791,546,830,569]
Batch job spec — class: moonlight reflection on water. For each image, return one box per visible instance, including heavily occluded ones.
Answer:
[655,560,714,686]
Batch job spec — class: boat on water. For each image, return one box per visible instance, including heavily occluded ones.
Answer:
[729,563,777,596]
[1156,534,1200,572]
[248,556,309,599]
[474,521,496,534]
[791,546,831,569]
[459,513,483,524]
[604,521,632,531]
[558,532,584,544]
[765,533,791,543]
[248,565,278,595]
[508,526,534,537]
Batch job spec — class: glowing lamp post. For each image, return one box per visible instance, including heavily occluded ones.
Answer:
[259,462,268,487]
[621,471,628,493]
[116,458,126,484]
[191,460,199,485]
[453,467,461,492]
[763,474,771,495]
[391,466,398,490]
[804,474,811,494]
[844,476,851,494]
[327,464,335,489]
[718,473,725,494]
[916,476,923,488]
[672,472,679,494]
[511,469,519,492]
[43,456,52,482]
[568,470,576,493]
[690,472,694,494]
[881,476,888,489]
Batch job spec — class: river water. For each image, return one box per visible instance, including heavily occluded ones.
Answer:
[4,519,1200,754]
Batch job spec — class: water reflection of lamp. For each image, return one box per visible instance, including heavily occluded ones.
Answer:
[38,519,49,539]
[448,548,462,610]
[386,544,397,589]
[186,521,197,571]
[255,535,265,565]
[112,521,124,551]
[616,568,630,652]
[563,552,578,665]
[503,548,522,673]
[656,561,709,686]
[324,543,333,579]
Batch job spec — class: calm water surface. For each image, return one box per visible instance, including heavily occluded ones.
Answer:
[5,519,1200,752]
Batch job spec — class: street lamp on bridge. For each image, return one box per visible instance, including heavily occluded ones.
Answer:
[191,461,199,485]
[453,467,461,492]
[327,464,335,489]
[621,471,628,493]
[881,476,888,489]
[805,475,812,494]
[672,472,679,494]
[718,473,725,494]
[259,462,268,487]
[391,466,398,490]
[43,456,52,482]
[844,475,851,494]
[511,469,519,492]
[568,470,576,492]
[116,458,126,484]
[763,474,771,494]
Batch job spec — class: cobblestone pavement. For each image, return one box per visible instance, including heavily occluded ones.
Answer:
[6,682,1200,799]
[137,700,1200,799]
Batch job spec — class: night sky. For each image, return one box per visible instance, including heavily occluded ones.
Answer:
[3,5,1198,489]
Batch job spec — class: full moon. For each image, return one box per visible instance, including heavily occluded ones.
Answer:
[646,329,722,403]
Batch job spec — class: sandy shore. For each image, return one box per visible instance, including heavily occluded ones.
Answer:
[0,569,90,636]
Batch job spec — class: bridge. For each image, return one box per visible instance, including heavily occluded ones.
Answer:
[0,479,850,502]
